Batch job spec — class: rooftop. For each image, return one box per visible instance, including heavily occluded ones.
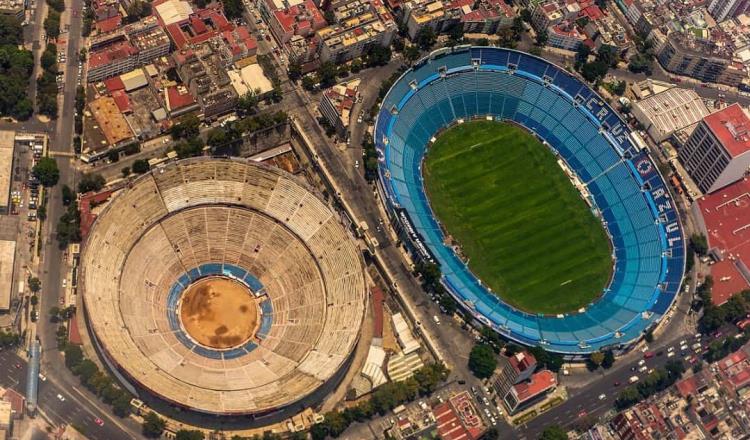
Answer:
[697,177,750,304]
[0,130,12,211]
[88,96,134,146]
[509,351,537,374]
[512,370,556,402]
[0,240,16,311]
[704,104,750,158]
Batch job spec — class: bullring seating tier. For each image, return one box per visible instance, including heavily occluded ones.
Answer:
[80,158,366,415]
[376,47,685,355]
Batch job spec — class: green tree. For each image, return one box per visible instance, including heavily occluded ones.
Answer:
[590,351,605,369]
[690,234,708,256]
[141,411,166,438]
[121,167,130,178]
[602,349,615,369]
[132,159,150,174]
[404,45,420,63]
[33,157,60,187]
[535,29,548,46]
[64,344,84,368]
[170,114,201,140]
[28,276,41,293]
[416,26,436,50]
[539,425,568,440]
[77,173,106,193]
[0,15,22,45]
[61,184,75,206]
[222,0,243,19]
[468,343,497,379]
[317,61,338,88]
[175,430,205,440]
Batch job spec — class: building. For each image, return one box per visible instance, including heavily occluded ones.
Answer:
[631,87,710,143]
[0,240,16,313]
[460,0,516,34]
[432,391,485,440]
[708,0,750,22]
[173,45,238,119]
[0,0,24,20]
[391,312,420,354]
[655,32,746,87]
[0,131,12,214]
[88,97,135,147]
[165,85,200,118]
[490,351,537,398]
[228,63,275,98]
[694,178,750,305]
[548,22,586,50]
[266,0,326,44]
[502,370,557,414]
[531,1,565,31]
[316,0,396,63]
[163,5,257,59]
[128,17,172,64]
[319,78,360,138]
[0,400,11,439]
[680,104,750,193]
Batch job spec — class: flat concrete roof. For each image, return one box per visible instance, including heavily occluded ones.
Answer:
[0,130,14,210]
[0,239,16,311]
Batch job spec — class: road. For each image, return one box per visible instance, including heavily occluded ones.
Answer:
[25,0,141,436]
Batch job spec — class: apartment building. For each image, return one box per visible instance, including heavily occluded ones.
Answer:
[319,78,360,138]
[655,32,746,87]
[316,0,396,63]
[680,103,750,193]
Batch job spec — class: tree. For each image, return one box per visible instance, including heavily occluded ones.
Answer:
[170,114,200,140]
[132,159,150,174]
[0,15,22,45]
[520,8,532,23]
[77,173,106,193]
[602,349,615,369]
[222,0,243,19]
[590,351,605,369]
[535,29,548,46]
[690,234,708,256]
[288,61,302,80]
[628,53,652,74]
[142,411,166,438]
[175,430,205,440]
[404,45,420,63]
[175,137,205,159]
[32,157,60,187]
[30,295,38,306]
[468,343,497,379]
[539,425,568,440]
[415,26,436,50]
[121,167,130,178]
[62,184,75,206]
[64,344,84,368]
[580,60,609,83]
[238,92,259,115]
[317,61,338,88]
[480,427,500,439]
[28,276,41,293]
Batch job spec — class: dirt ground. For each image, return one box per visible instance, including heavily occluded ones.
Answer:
[179,277,258,349]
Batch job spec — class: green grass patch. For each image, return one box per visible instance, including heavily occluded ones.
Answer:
[423,121,612,315]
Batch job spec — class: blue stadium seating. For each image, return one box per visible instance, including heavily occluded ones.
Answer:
[374,47,685,355]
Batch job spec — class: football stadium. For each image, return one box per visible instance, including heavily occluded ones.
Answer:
[375,47,686,356]
[80,158,366,415]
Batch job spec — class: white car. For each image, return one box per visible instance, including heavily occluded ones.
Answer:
[598,393,606,400]
[638,365,648,373]
[56,394,65,402]
[62,279,67,288]
[667,346,675,352]
[667,352,675,358]
[638,359,645,366]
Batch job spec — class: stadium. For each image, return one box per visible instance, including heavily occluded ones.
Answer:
[80,158,366,415]
[375,47,686,356]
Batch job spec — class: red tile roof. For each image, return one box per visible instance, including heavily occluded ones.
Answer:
[371,286,384,338]
[111,90,131,113]
[166,85,196,110]
[104,76,125,92]
[509,351,537,374]
[704,104,750,158]
[96,15,122,33]
[88,41,138,69]
[433,391,484,440]
[697,178,750,304]
[68,312,83,345]
[80,190,114,239]
[512,370,556,402]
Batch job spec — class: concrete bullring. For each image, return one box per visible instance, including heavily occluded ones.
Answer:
[80,158,366,415]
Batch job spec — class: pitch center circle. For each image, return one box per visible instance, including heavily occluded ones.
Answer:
[178,276,258,350]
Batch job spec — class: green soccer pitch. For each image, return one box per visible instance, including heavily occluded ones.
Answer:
[422,120,612,315]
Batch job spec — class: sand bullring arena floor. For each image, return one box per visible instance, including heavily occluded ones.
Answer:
[80,158,366,415]
[179,277,258,350]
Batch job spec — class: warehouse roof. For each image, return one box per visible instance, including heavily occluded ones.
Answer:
[633,88,710,142]
[0,240,16,311]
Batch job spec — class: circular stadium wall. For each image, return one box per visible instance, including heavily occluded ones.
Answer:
[80,158,366,415]
[374,47,686,356]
